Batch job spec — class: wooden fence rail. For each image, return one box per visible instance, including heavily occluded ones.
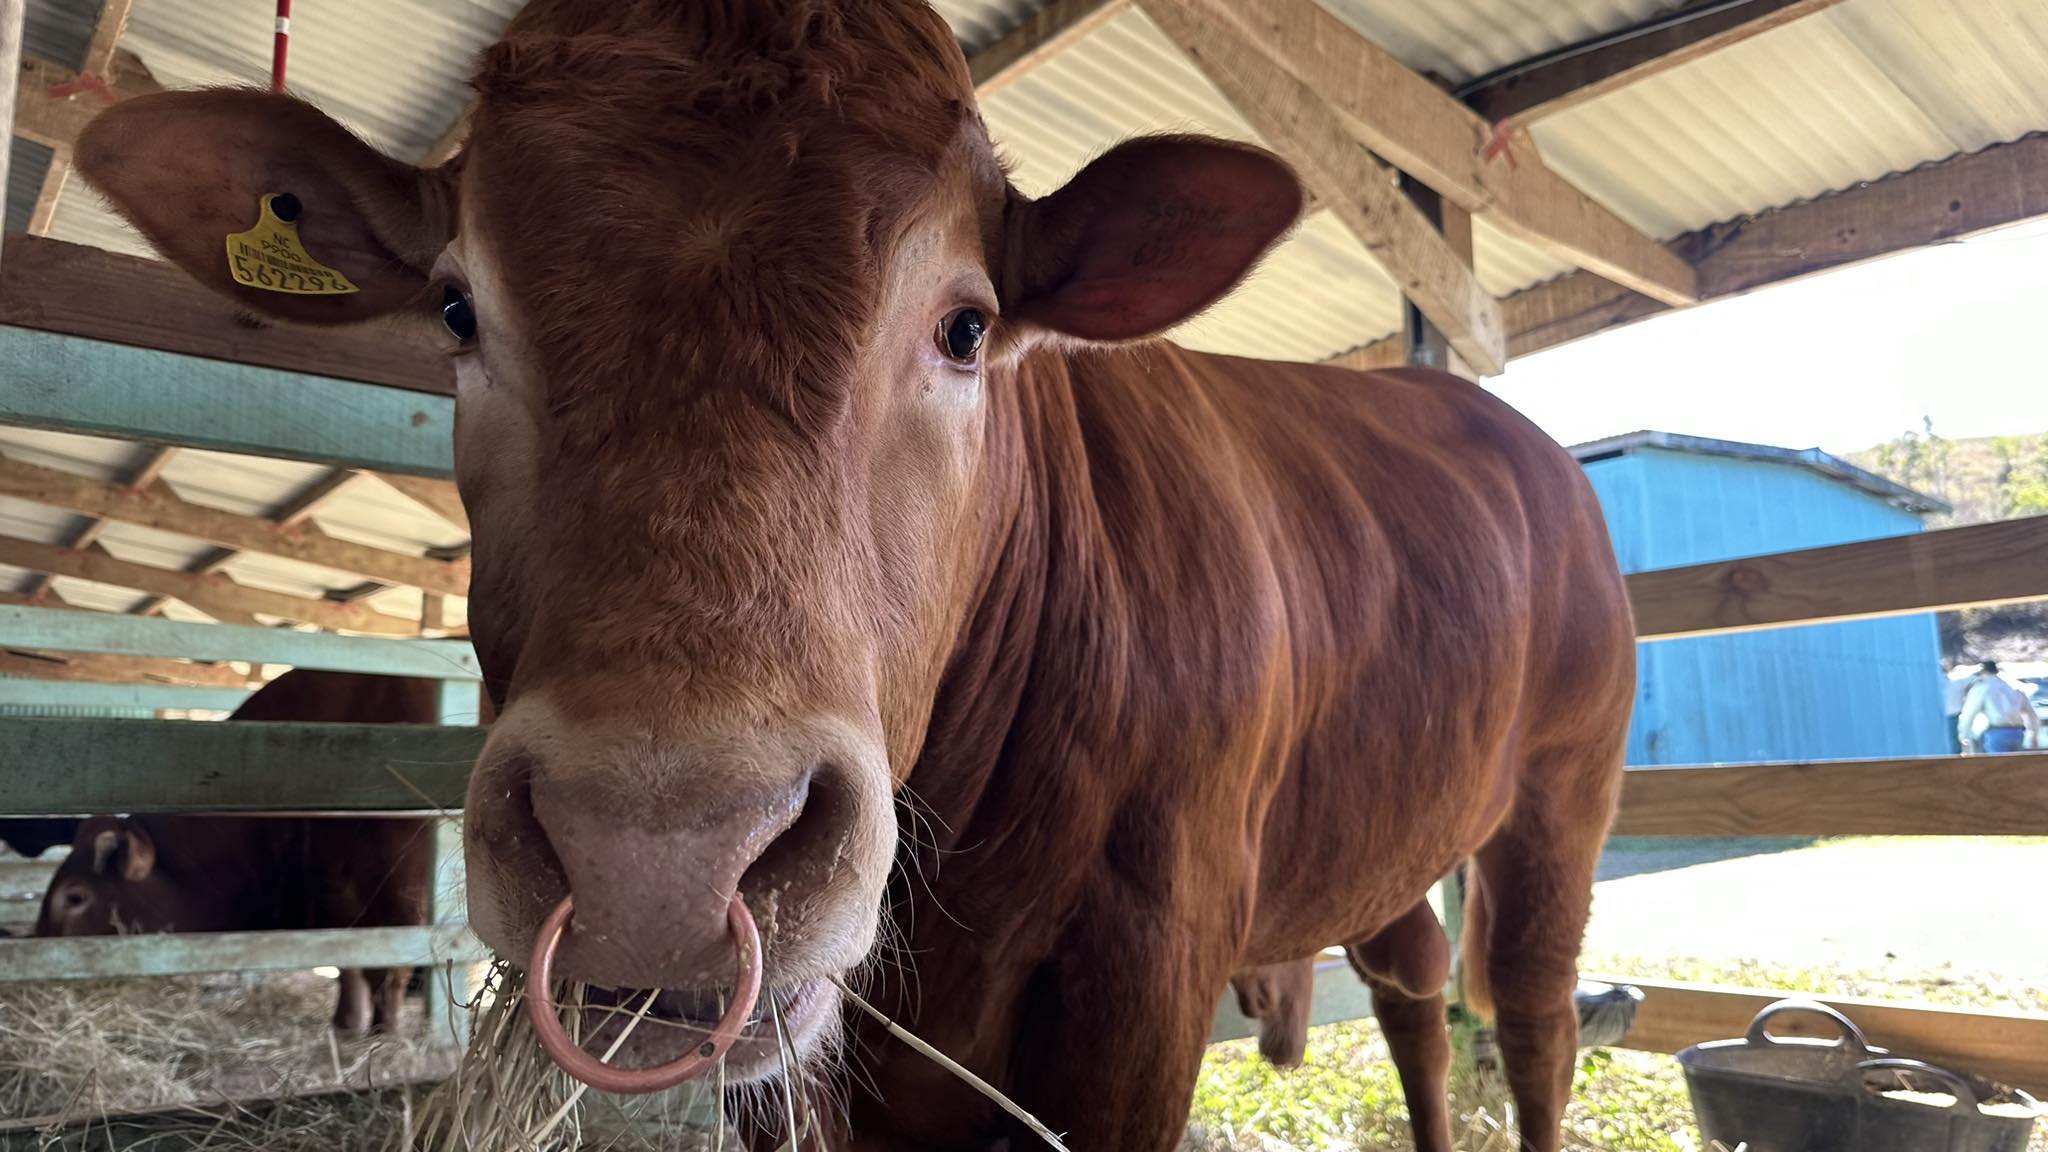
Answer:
[0,718,481,814]
[0,925,487,982]
[1629,514,2048,641]
[0,605,481,679]
[1612,752,2048,837]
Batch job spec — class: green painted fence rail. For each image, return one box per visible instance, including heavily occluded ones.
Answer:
[0,719,486,814]
[0,678,253,712]
[0,605,482,679]
[0,327,455,477]
[0,924,487,981]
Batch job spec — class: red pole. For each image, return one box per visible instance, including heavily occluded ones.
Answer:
[271,0,291,92]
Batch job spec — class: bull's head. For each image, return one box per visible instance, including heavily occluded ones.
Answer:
[36,817,166,937]
[77,0,1300,1078]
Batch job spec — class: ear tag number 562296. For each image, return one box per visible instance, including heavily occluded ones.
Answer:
[223,193,360,295]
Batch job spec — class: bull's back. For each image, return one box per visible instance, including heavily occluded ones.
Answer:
[1158,353,1632,957]
[158,672,443,930]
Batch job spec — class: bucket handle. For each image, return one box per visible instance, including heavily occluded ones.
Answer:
[1857,1058,1981,1113]
[1744,999,1874,1058]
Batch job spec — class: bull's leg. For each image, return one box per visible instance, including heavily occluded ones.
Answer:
[1007,914,1236,1151]
[1471,771,1611,1152]
[1346,899,1454,1152]
[333,967,373,1036]
[370,965,412,1034]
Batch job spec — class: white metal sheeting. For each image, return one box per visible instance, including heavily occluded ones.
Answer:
[10,0,2048,631]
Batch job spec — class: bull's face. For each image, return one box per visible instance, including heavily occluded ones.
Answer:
[76,0,1298,1080]
[35,819,179,937]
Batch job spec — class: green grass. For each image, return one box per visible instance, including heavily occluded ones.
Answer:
[1185,950,2047,1152]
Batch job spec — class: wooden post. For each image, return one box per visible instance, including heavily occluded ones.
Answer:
[1399,173,1477,379]
[424,679,477,1046]
[0,0,21,273]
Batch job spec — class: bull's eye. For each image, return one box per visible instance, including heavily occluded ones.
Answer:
[62,890,86,909]
[938,308,987,363]
[441,285,478,345]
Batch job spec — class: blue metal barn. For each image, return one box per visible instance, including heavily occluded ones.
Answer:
[1573,432,1951,767]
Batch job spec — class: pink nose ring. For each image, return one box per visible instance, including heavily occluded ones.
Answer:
[524,893,764,1094]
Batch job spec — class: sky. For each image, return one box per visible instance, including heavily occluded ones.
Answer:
[1482,218,2048,456]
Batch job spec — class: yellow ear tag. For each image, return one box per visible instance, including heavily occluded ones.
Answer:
[223,193,359,295]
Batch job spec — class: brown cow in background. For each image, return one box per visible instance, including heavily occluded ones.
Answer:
[75,2,1635,1146]
[36,670,439,1035]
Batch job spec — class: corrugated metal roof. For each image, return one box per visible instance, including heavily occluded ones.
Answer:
[5,137,54,235]
[8,0,2048,642]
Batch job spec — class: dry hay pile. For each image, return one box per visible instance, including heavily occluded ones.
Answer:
[0,970,455,1148]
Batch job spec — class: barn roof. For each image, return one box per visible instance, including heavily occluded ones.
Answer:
[1569,429,1953,515]
[0,0,2029,635]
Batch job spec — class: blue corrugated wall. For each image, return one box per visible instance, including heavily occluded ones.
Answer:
[1581,448,1948,766]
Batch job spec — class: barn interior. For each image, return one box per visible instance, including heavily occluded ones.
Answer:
[0,0,2044,1148]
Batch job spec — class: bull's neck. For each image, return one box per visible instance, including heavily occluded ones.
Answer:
[900,343,1125,851]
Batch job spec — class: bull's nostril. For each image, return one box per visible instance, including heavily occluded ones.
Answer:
[739,763,853,904]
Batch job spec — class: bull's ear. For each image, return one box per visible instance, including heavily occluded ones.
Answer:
[90,828,120,875]
[120,826,157,882]
[1002,135,1302,343]
[75,89,454,326]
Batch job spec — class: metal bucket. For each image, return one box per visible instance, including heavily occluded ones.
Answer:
[1677,1001,2042,1152]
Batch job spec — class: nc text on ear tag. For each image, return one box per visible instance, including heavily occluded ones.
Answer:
[223,193,361,295]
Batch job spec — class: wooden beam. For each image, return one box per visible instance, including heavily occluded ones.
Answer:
[1325,130,2048,369]
[0,328,455,477]
[0,647,254,688]
[377,471,470,534]
[1603,977,2048,1099]
[23,0,139,236]
[0,717,483,813]
[0,1,18,257]
[0,537,418,635]
[1137,0,1505,374]
[1460,0,1846,130]
[10,49,157,150]
[0,604,480,678]
[1164,0,1698,307]
[1612,753,2048,838]
[0,456,469,596]
[271,468,363,530]
[969,0,1128,95]
[0,925,486,982]
[0,678,250,712]
[0,235,452,396]
[22,445,176,604]
[1629,517,2048,642]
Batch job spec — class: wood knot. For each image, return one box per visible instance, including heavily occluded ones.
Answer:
[1725,565,1770,596]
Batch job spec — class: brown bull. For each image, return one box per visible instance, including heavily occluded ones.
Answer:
[36,670,438,1035]
[76,2,1633,1147]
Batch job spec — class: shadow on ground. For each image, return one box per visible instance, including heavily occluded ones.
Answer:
[1596,836,1817,882]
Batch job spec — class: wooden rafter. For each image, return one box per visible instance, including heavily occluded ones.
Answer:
[0,536,417,635]
[1459,0,1847,131]
[377,472,470,534]
[1138,0,1505,373]
[12,49,157,152]
[1155,0,1698,309]
[1329,131,2048,368]
[22,444,176,602]
[0,235,451,398]
[0,455,469,596]
[24,0,137,234]
[0,646,255,689]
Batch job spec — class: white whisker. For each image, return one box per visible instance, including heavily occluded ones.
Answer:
[831,978,1071,1151]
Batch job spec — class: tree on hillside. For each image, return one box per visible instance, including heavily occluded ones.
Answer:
[1856,422,2047,663]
